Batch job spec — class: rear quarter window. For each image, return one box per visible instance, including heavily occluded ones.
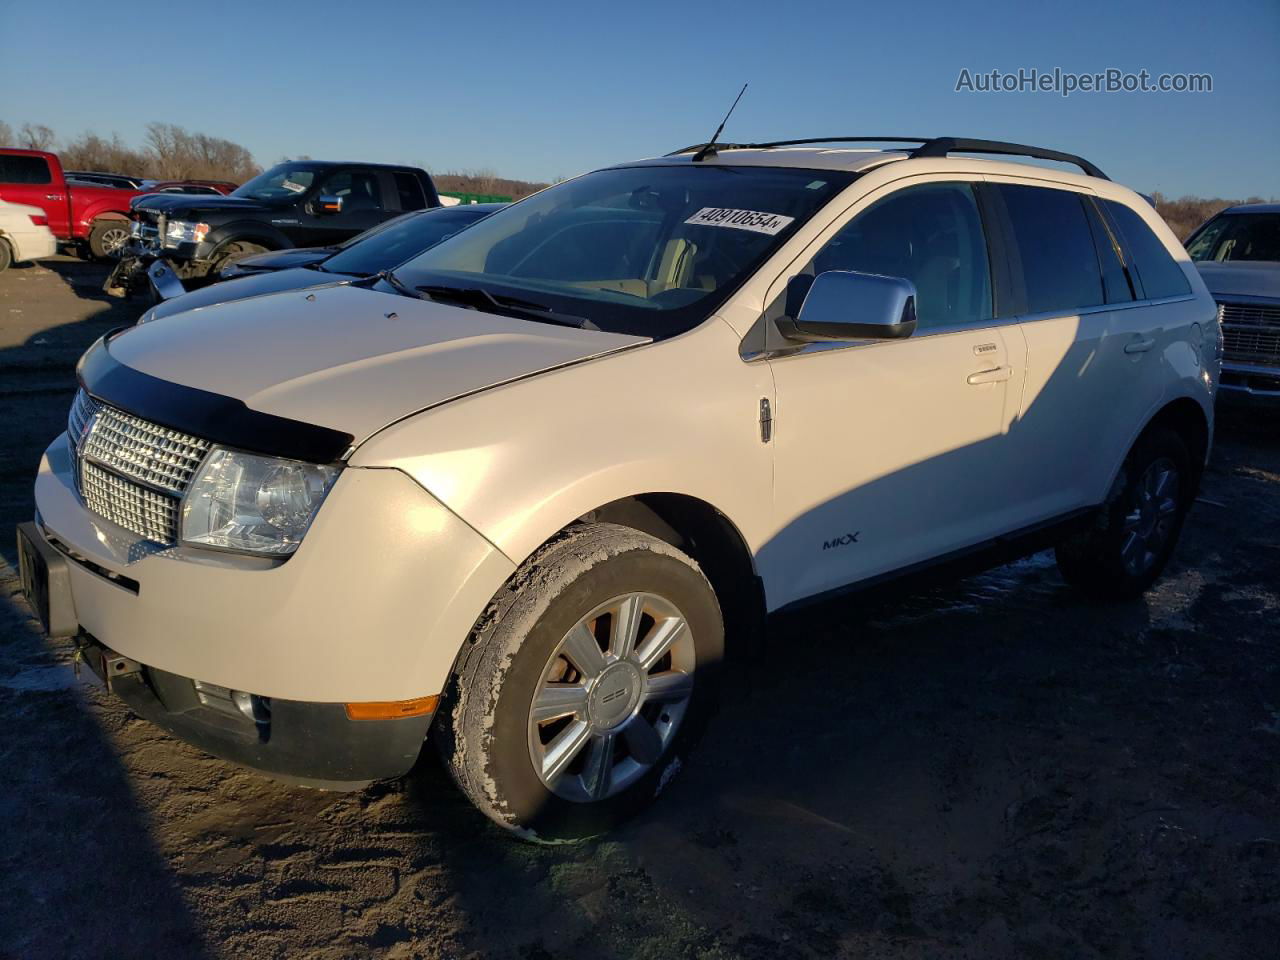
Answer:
[1103,199,1191,300]
[0,154,52,185]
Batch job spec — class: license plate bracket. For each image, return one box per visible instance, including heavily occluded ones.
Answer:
[16,522,78,639]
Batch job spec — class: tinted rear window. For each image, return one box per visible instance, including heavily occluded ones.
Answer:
[996,184,1104,315]
[0,154,52,185]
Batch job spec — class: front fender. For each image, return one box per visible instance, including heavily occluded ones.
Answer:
[348,318,775,570]
[74,201,131,235]
[201,221,294,258]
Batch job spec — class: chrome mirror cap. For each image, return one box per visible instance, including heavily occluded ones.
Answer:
[784,270,918,342]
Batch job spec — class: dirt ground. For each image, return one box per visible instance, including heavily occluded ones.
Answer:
[1,258,1277,960]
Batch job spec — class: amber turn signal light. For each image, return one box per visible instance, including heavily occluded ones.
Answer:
[344,695,440,721]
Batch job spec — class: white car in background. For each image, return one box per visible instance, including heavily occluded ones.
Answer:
[19,136,1219,841]
[0,197,57,271]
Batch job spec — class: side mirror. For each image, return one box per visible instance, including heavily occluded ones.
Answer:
[781,270,917,342]
[314,194,344,216]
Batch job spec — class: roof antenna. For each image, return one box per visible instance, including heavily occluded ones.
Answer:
[691,83,748,162]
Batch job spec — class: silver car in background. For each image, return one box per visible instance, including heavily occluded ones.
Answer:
[1187,203,1280,399]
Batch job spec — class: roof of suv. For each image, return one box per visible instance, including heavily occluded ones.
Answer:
[1219,202,1280,215]
[636,136,1111,183]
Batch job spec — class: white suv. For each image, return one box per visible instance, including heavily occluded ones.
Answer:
[18,137,1219,840]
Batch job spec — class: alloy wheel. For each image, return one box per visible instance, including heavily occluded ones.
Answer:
[1120,456,1181,575]
[527,592,695,803]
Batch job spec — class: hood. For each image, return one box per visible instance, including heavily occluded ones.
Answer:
[1195,260,1280,302]
[108,283,649,445]
[149,267,349,322]
[131,193,273,216]
[227,246,332,274]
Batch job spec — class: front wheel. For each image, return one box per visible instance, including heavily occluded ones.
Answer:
[210,241,268,278]
[88,220,130,260]
[435,523,723,841]
[1056,427,1193,599]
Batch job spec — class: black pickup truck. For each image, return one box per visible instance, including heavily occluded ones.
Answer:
[107,159,439,294]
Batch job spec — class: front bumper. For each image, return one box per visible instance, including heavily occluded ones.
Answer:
[84,635,432,788]
[18,521,431,786]
[30,433,516,704]
[1219,361,1280,398]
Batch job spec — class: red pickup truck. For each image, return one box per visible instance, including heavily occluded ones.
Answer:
[0,148,141,259]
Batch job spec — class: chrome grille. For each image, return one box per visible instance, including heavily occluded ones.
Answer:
[67,389,101,456]
[67,389,212,545]
[81,404,211,496]
[81,460,182,543]
[1219,301,1280,367]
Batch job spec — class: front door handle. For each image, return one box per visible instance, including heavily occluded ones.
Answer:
[967,366,1012,385]
[1124,336,1156,354]
[46,194,63,201]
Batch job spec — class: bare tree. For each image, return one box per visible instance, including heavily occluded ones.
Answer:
[144,122,259,183]
[60,132,150,176]
[19,123,56,150]
[0,120,13,146]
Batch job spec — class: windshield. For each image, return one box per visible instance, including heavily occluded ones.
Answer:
[390,165,855,338]
[322,207,493,275]
[1186,212,1280,262]
[232,163,320,201]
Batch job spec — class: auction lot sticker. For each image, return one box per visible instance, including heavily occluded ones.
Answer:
[685,207,795,235]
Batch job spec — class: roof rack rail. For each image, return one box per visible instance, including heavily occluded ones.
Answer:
[665,135,1108,180]
[666,137,929,156]
[908,137,1108,180]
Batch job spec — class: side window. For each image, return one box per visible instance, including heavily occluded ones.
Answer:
[1083,198,1134,303]
[996,184,1104,315]
[803,182,992,331]
[318,170,385,213]
[1103,200,1192,299]
[1184,215,1229,262]
[394,172,427,212]
[0,154,53,184]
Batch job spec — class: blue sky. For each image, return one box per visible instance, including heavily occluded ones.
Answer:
[2,0,1276,197]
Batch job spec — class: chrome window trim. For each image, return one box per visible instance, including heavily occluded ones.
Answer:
[743,293,1200,362]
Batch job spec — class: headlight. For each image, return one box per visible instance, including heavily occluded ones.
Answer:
[181,448,340,555]
[164,219,210,247]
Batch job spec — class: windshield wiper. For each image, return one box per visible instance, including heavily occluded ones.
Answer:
[372,269,422,300]
[415,284,599,331]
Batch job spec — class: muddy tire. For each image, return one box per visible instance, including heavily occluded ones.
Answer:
[88,219,130,260]
[0,238,11,273]
[1056,427,1193,600]
[211,241,268,278]
[434,523,723,842]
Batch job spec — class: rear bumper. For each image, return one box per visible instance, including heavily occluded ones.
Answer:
[8,229,58,262]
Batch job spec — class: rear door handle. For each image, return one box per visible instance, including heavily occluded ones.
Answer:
[1124,337,1156,354]
[967,366,1012,385]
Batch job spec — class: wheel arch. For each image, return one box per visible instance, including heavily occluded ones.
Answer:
[206,222,291,254]
[1144,395,1211,490]
[579,493,765,658]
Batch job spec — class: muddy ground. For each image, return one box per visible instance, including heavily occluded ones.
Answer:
[0,258,1276,960]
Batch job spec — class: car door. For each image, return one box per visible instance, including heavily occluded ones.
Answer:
[0,153,68,239]
[986,180,1164,519]
[298,169,393,246]
[760,180,1027,608]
